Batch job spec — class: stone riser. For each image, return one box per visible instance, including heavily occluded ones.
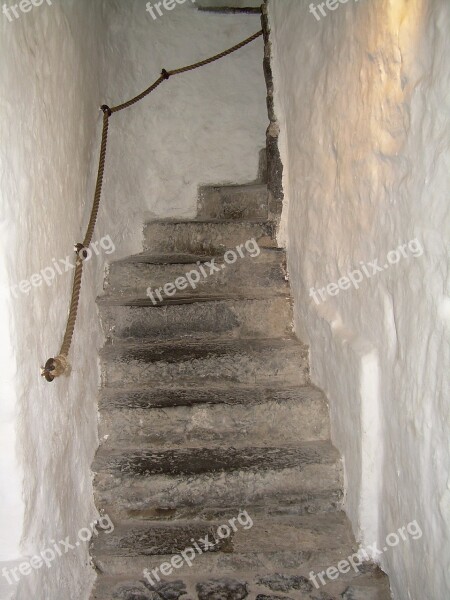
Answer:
[94,449,343,522]
[97,491,344,523]
[98,384,322,411]
[99,393,330,449]
[100,338,309,388]
[92,511,353,558]
[143,220,276,255]
[197,184,269,220]
[103,249,288,302]
[99,297,293,342]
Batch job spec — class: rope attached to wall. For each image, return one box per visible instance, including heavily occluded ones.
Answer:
[41,29,263,382]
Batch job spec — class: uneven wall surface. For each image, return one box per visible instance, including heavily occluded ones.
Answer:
[0,1,107,599]
[0,1,267,599]
[268,1,450,599]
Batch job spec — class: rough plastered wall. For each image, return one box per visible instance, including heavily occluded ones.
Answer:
[100,0,266,229]
[0,1,266,599]
[0,1,108,599]
[268,1,450,599]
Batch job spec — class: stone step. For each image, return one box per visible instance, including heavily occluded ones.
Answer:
[100,338,309,388]
[93,519,230,557]
[91,570,391,600]
[98,383,319,411]
[92,511,353,559]
[197,184,269,220]
[115,496,344,523]
[98,385,329,449]
[103,249,288,304]
[143,219,276,254]
[98,296,293,342]
[93,442,342,521]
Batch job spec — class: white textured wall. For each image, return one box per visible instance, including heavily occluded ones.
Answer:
[0,1,108,599]
[268,1,450,599]
[0,1,266,599]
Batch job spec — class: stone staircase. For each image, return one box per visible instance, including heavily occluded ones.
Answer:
[91,183,391,600]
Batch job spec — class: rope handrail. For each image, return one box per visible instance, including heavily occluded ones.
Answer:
[41,29,263,382]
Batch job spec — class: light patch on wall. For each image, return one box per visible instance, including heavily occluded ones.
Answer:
[388,0,411,31]
[0,240,24,561]
[387,0,427,52]
[359,349,382,549]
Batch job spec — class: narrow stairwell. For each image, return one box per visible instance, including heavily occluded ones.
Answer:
[91,181,391,600]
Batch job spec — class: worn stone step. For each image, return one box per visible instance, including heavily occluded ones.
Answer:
[93,512,352,560]
[115,496,344,523]
[103,249,288,304]
[93,442,342,521]
[98,296,293,342]
[91,569,391,600]
[143,219,276,254]
[98,384,320,411]
[197,184,269,220]
[94,442,340,479]
[100,338,309,388]
[98,385,329,449]
[93,520,230,558]
[95,491,344,527]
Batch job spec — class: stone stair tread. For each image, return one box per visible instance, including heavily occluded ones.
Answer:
[98,383,325,411]
[103,248,288,304]
[92,511,354,558]
[94,441,340,479]
[145,217,271,225]
[201,183,268,192]
[118,252,220,265]
[100,337,309,387]
[97,291,290,307]
[101,335,305,358]
[94,451,342,519]
[100,337,309,388]
[97,384,329,449]
[99,496,345,524]
[97,296,292,344]
[143,220,277,254]
[111,247,285,265]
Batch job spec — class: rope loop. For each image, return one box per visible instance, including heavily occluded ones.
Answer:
[40,355,69,382]
[161,69,171,80]
[100,104,112,116]
[74,243,89,260]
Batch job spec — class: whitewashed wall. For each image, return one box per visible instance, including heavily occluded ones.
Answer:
[268,1,450,599]
[0,1,266,599]
[101,0,266,248]
[0,2,107,599]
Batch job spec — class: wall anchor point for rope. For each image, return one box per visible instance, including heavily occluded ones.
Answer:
[100,104,112,116]
[161,69,170,80]
[40,355,70,382]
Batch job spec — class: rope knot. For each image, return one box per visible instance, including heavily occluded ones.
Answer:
[100,104,112,116]
[74,243,89,260]
[161,69,170,80]
[41,355,70,382]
